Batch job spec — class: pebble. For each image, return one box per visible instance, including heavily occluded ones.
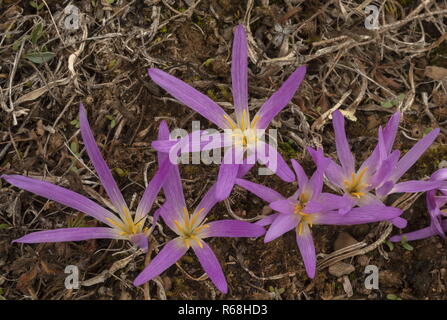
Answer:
[162,276,172,291]
[334,232,359,251]
[262,205,273,216]
[379,270,402,287]
[328,262,355,277]
[357,255,370,267]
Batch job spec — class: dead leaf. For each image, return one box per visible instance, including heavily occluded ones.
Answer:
[14,78,69,105]
[16,265,39,291]
[425,66,447,81]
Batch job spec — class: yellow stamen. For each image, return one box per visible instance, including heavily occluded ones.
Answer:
[174,220,187,234]
[241,109,247,130]
[195,224,210,233]
[223,115,237,130]
[183,207,190,228]
[190,235,203,248]
[122,207,136,234]
[351,192,365,199]
[106,217,127,230]
[357,167,368,182]
[251,115,260,129]
[297,223,304,236]
[343,167,370,198]
[189,208,205,228]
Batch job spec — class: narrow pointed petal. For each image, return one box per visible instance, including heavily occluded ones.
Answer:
[307,147,330,171]
[156,120,172,166]
[376,181,395,198]
[383,112,400,153]
[231,25,249,121]
[192,184,219,224]
[308,167,327,201]
[237,162,254,178]
[431,168,447,181]
[389,226,440,242]
[360,145,380,173]
[332,110,355,174]
[303,193,355,214]
[13,227,120,243]
[237,151,256,178]
[135,159,169,221]
[215,147,240,201]
[270,199,295,215]
[79,104,128,215]
[291,159,308,188]
[156,201,179,232]
[157,120,170,143]
[264,213,299,242]
[148,68,230,129]
[392,128,440,182]
[202,220,265,238]
[316,205,403,225]
[152,131,228,154]
[133,238,187,286]
[254,66,307,129]
[155,121,187,217]
[192,241,228,294]
[391,217,408,229]
[296,225,316,278]
[130,233,149,252]
[163,165,186,212]
[369,150,400,189]
[2,174,117,226]
[255,213,280,226]
[235,178,284,203]
[257,141,295,182]
[391,180,446,194]
[325,160,345,188]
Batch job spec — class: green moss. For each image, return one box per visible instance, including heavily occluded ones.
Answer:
[398,0,413,6]
[411,144,447,177]
[206,89,218,101]
[278,141,298,159]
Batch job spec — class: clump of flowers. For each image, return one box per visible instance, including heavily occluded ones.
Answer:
[3,24,445,295]
[133,121,265,293]
[390,169,447,242]
[149,25,307,200]
[236,147,403,278]
[2,104,168,252]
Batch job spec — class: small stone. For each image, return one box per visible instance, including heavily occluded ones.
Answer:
[342,276,353,297]
[334,232,359,251]
[119,291,132,300]
[379,270,402,287]
[262,205,272,216]
[357,255,370,267]
[328,262,355,277]
[162,276,172,291]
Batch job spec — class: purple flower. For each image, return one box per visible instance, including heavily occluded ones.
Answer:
[326,110,442,218]
[390,168,447,242]
[148,25,307,200]
[2,104,168,252]
[133,121,265,293]
[236,148,403,278]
